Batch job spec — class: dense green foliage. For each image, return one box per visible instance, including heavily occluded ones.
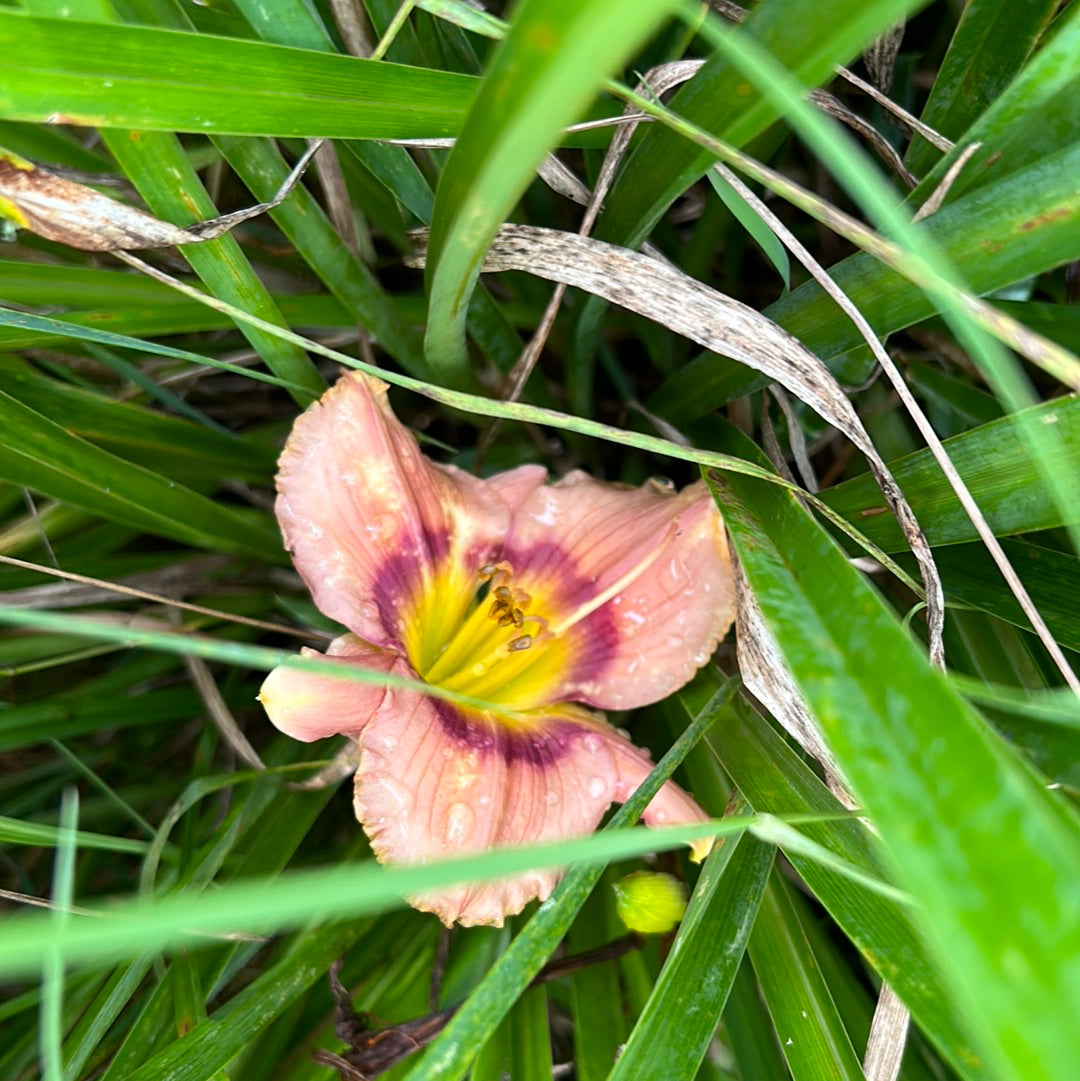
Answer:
[1,2,1077,1080]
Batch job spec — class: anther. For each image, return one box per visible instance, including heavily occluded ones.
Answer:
[508,635,533,652]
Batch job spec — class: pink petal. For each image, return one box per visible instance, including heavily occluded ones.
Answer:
[503,474,734,710]
[259,634,406,742]
[352,690,710,926]
[274,372,540,648]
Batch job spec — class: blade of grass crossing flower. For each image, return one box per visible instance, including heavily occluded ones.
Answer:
[749,874,866,1081]
[404,677,741,1081]
[608,829,774,1081]
[708,464,1080,1081]
[423,0,681,385]
[0,818,736,980]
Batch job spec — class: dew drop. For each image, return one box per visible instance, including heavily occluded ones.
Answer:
[581,733,603,753]
[444,801,475,846]
[587,776,607,799]
[543,790,558,806]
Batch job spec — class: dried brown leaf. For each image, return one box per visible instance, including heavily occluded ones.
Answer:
[0,143,318,251]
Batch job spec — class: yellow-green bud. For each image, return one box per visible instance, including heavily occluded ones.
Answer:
[613,871,689,934]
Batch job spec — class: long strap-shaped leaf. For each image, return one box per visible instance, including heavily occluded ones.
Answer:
[422,0,681,386]
[708,464,1080,1081]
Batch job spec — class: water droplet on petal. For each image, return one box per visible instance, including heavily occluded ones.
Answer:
[587,776,607,799]
[582,733,603,753]
[543,790,558,805]
[444,801,475,847]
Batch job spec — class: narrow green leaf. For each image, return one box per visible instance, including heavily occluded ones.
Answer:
[749,875,866,1081]
[713,699,988,1079]
[649,144,1080,418]
[596,0,920,248]
[0,359,275,484]
[424,0,680,384]
[820,395,1080,550]
[0,388,283,560]
[509,986,553,1081]
[709,462,1080,1081]
[100,129,325,405]
[904,0,1060,175]
[118,920,369,1081]
[0,814,150,854]
[609,830,774,1081]
[910,2,1080,203]
[0,12,479,138]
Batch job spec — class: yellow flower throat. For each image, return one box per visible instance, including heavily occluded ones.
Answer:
[404,563,569,710]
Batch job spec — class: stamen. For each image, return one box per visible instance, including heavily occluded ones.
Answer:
[508,635,533,652]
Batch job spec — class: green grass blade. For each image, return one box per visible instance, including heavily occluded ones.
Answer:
[748,875,866,1081]
[910,2,1080,203]
[649,142,1080,418]
[820,395,1080,550]
[0,11,479,137]
[903,0,1059,176]
[0,388,282,560]
[608,830,774,1081]
[423,0,680,384]
[713,698,989,1079]
[709,463,1080,1081]
[596,0,920,248]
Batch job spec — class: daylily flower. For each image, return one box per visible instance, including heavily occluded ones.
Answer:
[260,371,734,926]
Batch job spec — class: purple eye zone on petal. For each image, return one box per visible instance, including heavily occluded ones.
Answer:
[431,699,582,767]
[369,538,622,691]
